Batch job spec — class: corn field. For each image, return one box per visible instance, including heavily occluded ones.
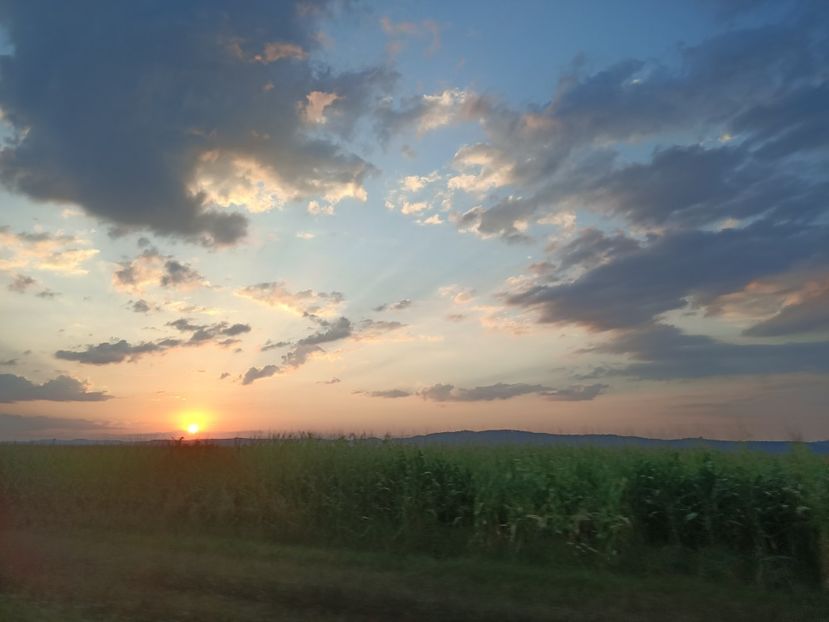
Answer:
[1,440,827,588]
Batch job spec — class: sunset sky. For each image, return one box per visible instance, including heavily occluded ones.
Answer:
[1,0,828,440]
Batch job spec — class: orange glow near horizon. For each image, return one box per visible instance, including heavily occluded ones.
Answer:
[178,408,211,436]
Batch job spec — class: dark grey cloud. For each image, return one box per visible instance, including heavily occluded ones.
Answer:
[242,365,279,386]
[241,314,406,387]
[574,144,829,230]
[222,323,252,337]
[0,412,114,437]
[374,299,413,312]
[0,359,17,366]
[166,319,202,333]
[7,273,35,293]
[455,204,533,244]
[35,288,59,299]
[160,260,204,288]
[241,342,325,386]
[552,228,640,272]
[0,1,393,245]
[550,20,820,145]
[55,339,180,365]
[130,299,152,313]
[56,318,249,364]
[744,289,829,337]
[415,382,607,402]
[0,373,111,402]
[168,318,251,343]
[592,323,829,380]
[317,377,341,384]
[732,80,829,161]
[297,317,352,346]
[281,344,324,368]
[507,220,829,330]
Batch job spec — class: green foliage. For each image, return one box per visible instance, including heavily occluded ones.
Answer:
[0,440,827,588]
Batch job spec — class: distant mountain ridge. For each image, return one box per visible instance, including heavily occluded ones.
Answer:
[6,429,829,454]
[398,429,829,454]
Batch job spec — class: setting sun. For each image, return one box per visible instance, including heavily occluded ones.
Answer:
[177,408,212,436]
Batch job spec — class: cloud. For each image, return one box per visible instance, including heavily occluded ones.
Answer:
[317,377,340,384]
[0,412,115,437]
[353,319,406,341]
[252,41,307,63]
[540,384,608,401]
[55,339,180,365]
[507,220,829,330]
[404,382,607,402]
[113,249,206,292]
[7,273,35,293]
[130,299,153,313]
[378,14,828,242]
[439,285,475,305]
[300,90,340,124]
[552,228,640,272]
[160,259,204,288]
[0,373,112,402]
[281,344,325,368]
[374,299,413,312]
[237,281,345,316]
[744,287,829,337]
[383,170,448,222]
[419,382,544,402]
[241,313,408,386]
[168,318,252,343]
[242,365,280,386]
[358,389,411,399]
[568,144,827,230]
[376,88,475,140]
[0,226,98,274]
[261,339,292,352]
[591,323,829,380]
[297,317,352,346]
[0,1,393,245]
[55,318,250,365]
[241,342,325,385]
[418,214,443,226]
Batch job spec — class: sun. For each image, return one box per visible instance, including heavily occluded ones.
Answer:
[176,408,212,436]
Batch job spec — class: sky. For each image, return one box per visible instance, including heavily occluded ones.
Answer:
[0,0,828,441]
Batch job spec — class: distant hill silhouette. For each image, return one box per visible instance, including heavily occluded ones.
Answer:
[7,429,829,454]
[398,429,829,455]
